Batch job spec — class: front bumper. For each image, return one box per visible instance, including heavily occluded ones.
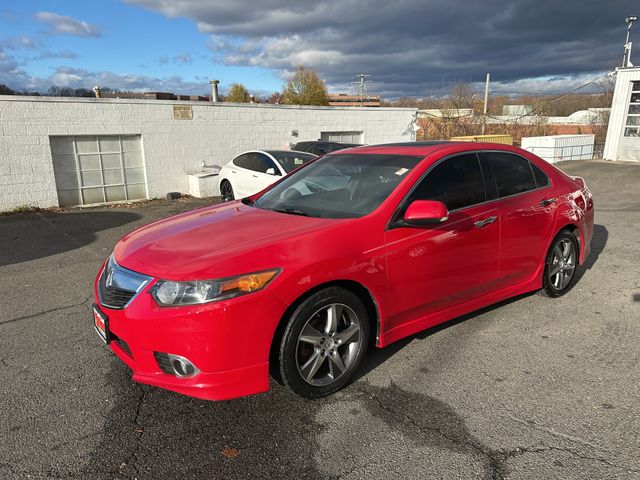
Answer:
[94,275,288,401]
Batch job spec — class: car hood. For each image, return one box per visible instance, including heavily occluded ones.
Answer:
[114,201,334,280]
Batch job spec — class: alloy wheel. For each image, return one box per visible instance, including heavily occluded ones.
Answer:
[548,238,576,290]
[220,181,234,202]
[295,303,362,386]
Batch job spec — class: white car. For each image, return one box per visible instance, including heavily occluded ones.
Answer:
[218,150,317,201]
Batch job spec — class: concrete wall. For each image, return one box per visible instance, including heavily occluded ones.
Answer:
[0,96,417,211]
[603,67,640,162]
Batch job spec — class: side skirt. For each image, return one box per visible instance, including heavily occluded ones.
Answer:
[378,275,541,348]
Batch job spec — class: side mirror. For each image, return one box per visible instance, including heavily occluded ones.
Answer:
[266,167,277,175]
[403,200,449,227]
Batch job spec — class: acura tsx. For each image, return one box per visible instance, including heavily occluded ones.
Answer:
[93,141,594,400]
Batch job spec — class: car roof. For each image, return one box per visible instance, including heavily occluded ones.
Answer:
[337,141,520,157]
[236,149,313,156]
[265,149,316,155]
[295,140,360,146]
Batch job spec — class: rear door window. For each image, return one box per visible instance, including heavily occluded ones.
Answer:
[233,153,258,171]
[482,152,536,198]
[408,153,486,211]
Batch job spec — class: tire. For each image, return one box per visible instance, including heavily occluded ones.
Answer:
[220,180,234,202]
[542,230,579,297]
[279,287,370,399]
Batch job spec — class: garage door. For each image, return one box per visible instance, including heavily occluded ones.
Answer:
[50,135,147,206]
[320,131,364,143]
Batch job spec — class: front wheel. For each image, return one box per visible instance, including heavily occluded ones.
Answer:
[220,180,234,202]
[542,231,579,297]
[279,287,370,398]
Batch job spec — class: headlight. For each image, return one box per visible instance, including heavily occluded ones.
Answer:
[150,269,280,306]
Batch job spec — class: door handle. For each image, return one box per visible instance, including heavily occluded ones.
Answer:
[474,216,497,228]
[231,170,237,174]
[540,198,557,207]
[252,175,258,178]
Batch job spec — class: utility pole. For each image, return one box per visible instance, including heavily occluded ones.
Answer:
[351,74,372,107]
[482,73,490,135]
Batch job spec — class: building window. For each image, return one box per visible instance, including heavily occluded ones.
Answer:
[50,135,146,206]
[624,82,640,137]
[320,131,364,143]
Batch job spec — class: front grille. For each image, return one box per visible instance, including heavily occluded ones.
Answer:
[98,256,152,309]
[101,287,136,308]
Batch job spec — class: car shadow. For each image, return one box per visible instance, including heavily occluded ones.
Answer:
[0,211,141,266]
[583,224,607,270]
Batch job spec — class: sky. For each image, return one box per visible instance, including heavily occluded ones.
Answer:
[0,0,637,99]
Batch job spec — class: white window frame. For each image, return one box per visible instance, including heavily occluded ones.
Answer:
[624,81,640,137]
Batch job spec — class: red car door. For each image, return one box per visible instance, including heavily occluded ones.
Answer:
[384,153,500,333]
[479,151,557,288]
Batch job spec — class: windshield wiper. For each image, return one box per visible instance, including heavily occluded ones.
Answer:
[270,207,310,217]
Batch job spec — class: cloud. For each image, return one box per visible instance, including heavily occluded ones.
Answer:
[2,35,42,50]
[158,54,194,65]
[36,50,78,60]
[0,47,33,90]
[173,53,193,64]
[127,0,634,97]
[35,11,101,37]
[0,56,210,95]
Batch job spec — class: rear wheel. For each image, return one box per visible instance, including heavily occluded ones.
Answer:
[279,287,370,398]
[220,180,234,202]
[542,231,578,297]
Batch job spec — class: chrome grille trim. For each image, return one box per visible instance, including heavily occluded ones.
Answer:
[98,255,153,309]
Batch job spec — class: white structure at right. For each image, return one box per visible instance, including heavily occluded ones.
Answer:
[521,134,595,164]
[603,66,640,161]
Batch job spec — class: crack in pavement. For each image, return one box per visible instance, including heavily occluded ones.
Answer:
[496,445,640,474]
[118,384,147,478]
[0,296,92,326]
[504,413,607,451]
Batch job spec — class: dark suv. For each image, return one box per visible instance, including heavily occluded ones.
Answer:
[292,141,362,156]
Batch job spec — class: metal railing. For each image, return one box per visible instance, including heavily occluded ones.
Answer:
[523,143,604,163]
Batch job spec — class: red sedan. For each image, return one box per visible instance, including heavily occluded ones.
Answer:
[93,142,594,400]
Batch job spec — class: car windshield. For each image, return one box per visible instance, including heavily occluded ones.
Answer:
[253,153,423,219]
[268,151,317,173]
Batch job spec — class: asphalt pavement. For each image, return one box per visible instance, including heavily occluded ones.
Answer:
[1,161,639,479]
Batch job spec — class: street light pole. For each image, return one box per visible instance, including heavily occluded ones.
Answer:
[623,16,638,67]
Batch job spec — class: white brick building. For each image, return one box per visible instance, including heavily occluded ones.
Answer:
[0,96,417,211]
